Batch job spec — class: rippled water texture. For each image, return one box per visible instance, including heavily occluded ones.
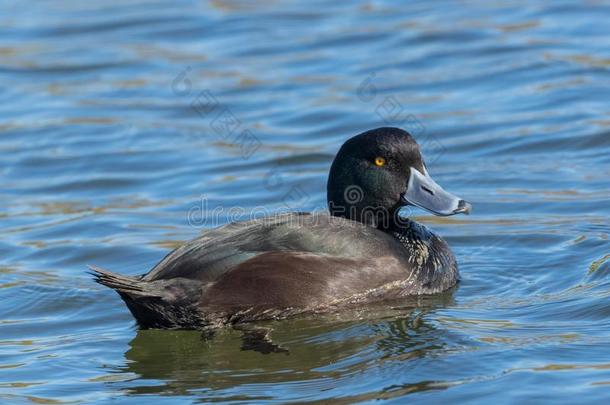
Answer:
[2,0,610,403]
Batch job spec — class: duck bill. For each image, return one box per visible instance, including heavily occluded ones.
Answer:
[402,167,472,216]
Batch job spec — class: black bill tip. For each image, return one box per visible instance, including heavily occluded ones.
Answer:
[454,200,472,215]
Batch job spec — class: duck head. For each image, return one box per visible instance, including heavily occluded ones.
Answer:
[327,127,471,228]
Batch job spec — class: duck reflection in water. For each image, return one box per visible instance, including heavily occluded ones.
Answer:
[119,294,456,400]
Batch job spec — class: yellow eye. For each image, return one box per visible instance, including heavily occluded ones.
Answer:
[374,157,386,167]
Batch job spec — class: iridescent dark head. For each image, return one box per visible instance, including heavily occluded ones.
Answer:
[327,127,471,227]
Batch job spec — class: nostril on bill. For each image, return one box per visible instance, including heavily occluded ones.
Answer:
[421,185,434,196]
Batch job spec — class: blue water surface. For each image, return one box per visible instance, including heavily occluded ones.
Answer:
[1,0,610,403]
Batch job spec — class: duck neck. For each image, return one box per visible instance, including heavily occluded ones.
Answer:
[375,213,414,233]
[327,198,404,230]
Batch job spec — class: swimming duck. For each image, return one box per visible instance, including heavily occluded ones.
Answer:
[92,127,471,330]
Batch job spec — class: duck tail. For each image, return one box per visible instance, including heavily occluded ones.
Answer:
[89,265,155,298]
[89,265,205,329]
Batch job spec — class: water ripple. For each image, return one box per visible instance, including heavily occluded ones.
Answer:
[1,0,610,403]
